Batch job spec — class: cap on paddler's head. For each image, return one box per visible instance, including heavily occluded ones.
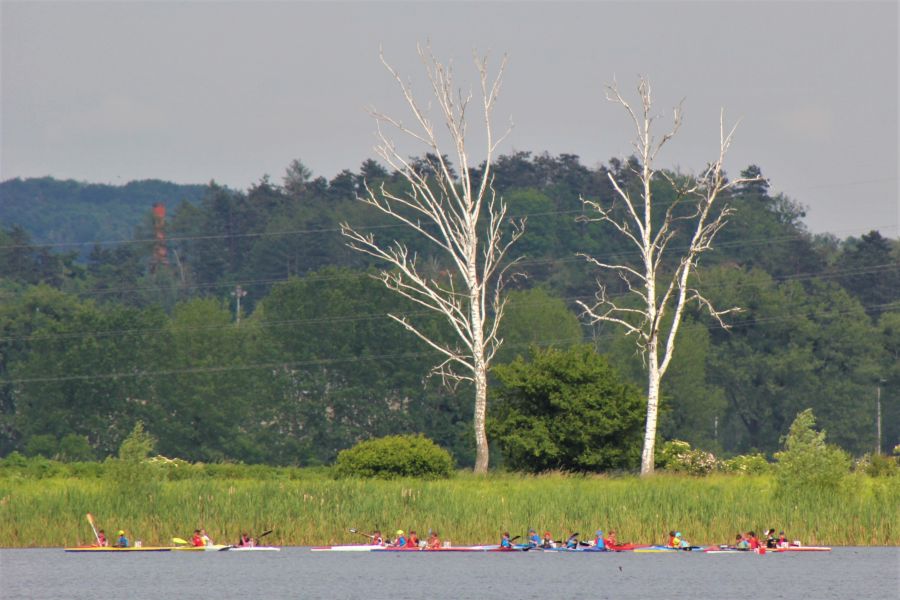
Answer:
[675,532,682,537]
[596,530,603,535]
[118,530,124,536]
[396,530,404,535]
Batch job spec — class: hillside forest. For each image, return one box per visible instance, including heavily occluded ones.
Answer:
[1,153,898,469]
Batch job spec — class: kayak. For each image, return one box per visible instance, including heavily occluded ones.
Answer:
[172,544,231,551]
[65,546,172,552]
[310,544,527,552]
[222,546,280,552]
[633,545,706,553]
[772,546,831,552]
[310,544,385,552]
[539,544,647,552]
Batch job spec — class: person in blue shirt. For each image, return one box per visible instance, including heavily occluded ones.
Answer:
[592,530,607,550]
[500,532,512,548]
[527,529,540,547]
[114,530,129,548]
[391,530,407,547]
[565,533,579,549]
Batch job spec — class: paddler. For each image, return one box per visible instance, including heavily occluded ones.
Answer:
[500,532,512,548]
[666,531,679,548]
[114,530,129,548]
[426,531,441,549]
[372,529,384,545]
[604,530,617,549]
[564,533,579,549]
[192,529,204,546]
[200,528,213,546]
[527,529,540,547]
[408,530,420,547]
[96,529,108,547]
[391,530,407,547]
[540,531,555,549]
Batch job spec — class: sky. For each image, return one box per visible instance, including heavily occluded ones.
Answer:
[2,0,898,237]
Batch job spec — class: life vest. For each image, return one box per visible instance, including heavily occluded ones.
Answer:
[192,534,203,546]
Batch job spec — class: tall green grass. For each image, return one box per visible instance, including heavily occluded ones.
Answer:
[1,470,897,547]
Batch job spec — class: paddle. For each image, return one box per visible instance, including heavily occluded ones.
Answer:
[349,528,376,541]
[86,513,101,546]
[172,537,190,546]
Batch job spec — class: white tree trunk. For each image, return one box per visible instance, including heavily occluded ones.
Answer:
[642,347,661,475]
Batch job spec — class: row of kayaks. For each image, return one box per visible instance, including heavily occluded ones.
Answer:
[64,543,832,553]
[309,543,832,553]
[65,544,280,552]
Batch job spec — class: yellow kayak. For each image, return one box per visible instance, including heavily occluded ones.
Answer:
[65,546,172,552]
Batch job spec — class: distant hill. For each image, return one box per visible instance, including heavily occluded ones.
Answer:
[0,177,209,252]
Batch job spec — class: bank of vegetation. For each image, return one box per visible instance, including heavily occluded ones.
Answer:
[2,412,897,548]
[2,463,897,548]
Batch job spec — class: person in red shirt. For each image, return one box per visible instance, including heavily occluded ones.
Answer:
[747,531,760,549]
[96,530,108,547]
[191,529,204,547]
[604,530,618,549]
[426,531,441,549]
[407,530,419,547]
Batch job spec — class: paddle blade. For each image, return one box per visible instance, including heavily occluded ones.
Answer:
[258,530,273,539]
[172,537,189,545]
[87,513,95,526]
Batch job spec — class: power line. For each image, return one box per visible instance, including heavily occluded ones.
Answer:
[6,300,897,386]
[1,262,896,344]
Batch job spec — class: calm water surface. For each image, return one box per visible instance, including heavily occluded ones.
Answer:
[2,547,898,599]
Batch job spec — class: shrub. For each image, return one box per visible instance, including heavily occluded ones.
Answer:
[118,421,156,462]
[24,434,58,459]
[335,434,454,479]
[59,434,95,462]
[775,409,850,493]
[657,440,720,476]
[722,453,772,475]
[854,453,899,477]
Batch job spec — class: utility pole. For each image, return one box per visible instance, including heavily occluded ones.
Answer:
[232,285,247,325]
[714,415,718,445]
[876,381,883,455]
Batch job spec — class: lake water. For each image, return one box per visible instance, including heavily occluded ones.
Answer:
[1,547,898,599]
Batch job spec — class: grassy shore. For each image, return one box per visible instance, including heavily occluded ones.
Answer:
[1,468,897,548]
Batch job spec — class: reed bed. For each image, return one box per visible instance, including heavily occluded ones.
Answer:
[1,471,897,547]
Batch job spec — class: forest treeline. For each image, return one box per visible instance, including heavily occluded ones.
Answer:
[0,153,898,467]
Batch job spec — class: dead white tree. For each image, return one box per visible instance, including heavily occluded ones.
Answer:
[340,45,524,474]
[578,77,760,475]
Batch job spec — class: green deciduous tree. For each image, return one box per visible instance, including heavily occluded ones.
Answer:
[490,345,644,472]
[775,409,850,493]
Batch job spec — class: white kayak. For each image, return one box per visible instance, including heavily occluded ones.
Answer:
[172,544,231,552]
[310,544,384,552]
[223,546,280,552]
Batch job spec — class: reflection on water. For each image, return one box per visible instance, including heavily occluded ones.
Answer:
[2,547,898,599]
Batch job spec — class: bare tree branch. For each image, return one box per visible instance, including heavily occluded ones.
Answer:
[341,44,519,474]
[580,77,762,475]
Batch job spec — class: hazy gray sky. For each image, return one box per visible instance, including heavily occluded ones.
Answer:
[2,1,897,237]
